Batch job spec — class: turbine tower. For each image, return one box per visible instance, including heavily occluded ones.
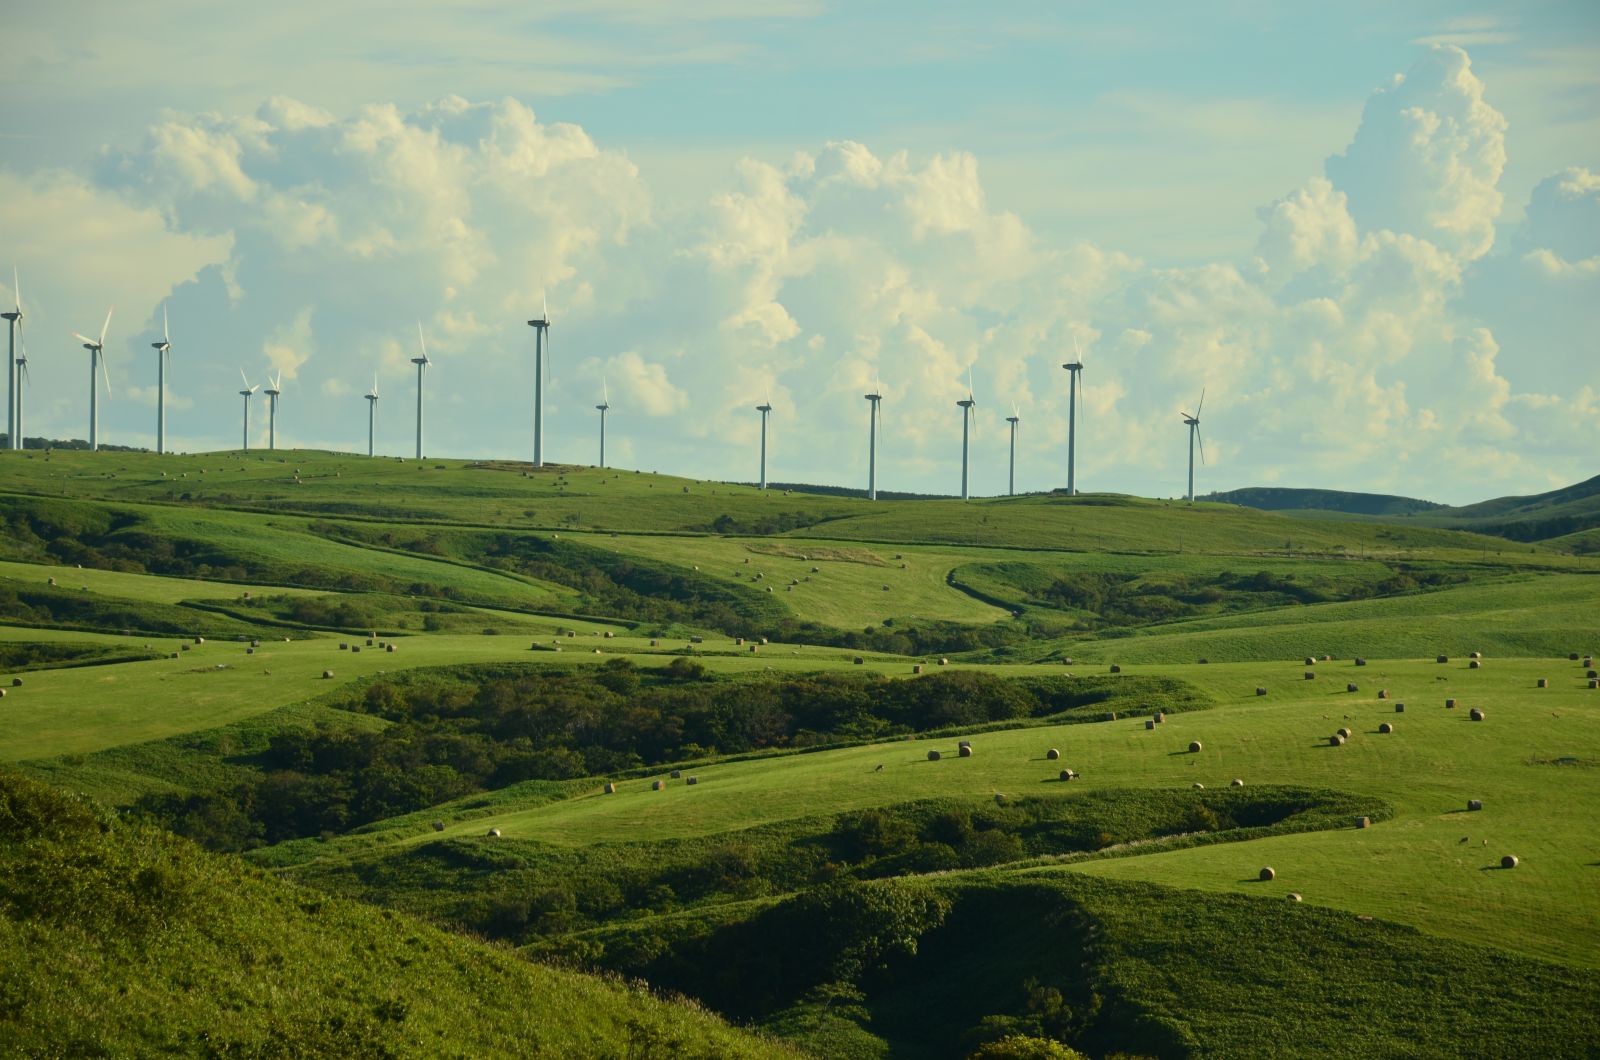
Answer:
[595,378,609,468]
[238,369,260,451]
[526,294,550,467]
[1062,335,1084,495]
[264,370,282,450]
[12,327,28,449]
[72,306,114,452]
[755,395,773,489]
[957,369,977,501]
[864,385,883,501]
[4,269,22,451]
[1005,406,1020,497]
[1182,388,1206,502]
[411,322,431,460]
[151,305,171,454]
[364,375,379,458]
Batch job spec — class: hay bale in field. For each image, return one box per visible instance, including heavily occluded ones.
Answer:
[1378,689,1389,699]
[431,821,445,831]
[351,646,361,654]
[1287,893,1302,902]
[686,776,698,786]
[194,637,205,645]
[592,648,602,654]
[169,653,179,659]
[603,783,616,795]
[1047,748,1061,760]
[1355,816,1371,828]
[735,637,744,646]
[1584,657,1593,668]
[1446,698,1457,708]
[1337,727,1352,739]
[1329,734,1345,746]
[1379,722,1394,734]
[251,640,261,648]
[1354,657,1367,666]
[1501,855,1519,869]
[1193,782,1205,789]
[670,769,681,779]
[1570,653,1581,661]
[649,638,659,647]
[958,740,971,749]
[1347,683,1360,693]
[1467,799,1482,811]
[339,643,349,650]
[927,750,941,761]
[603,631,614,639]
[1198,658,1209,664]
[46,577,55,586]
[1536,678,1548,688]
[1305,671,1316,681]
[486,828,501,838]
[1256,686,1268,696]
[386,644,395,653]
[1471,651,1482,659]
[750,644,759,652]
[1154,712,1166,723]
[1231,778,1244,787]
[1104,711,1118,722]
[1059,769,1078,781]
[938,658,949,666]
[1587,670,1597,679]
[322,670,334,679]
[1109,664,1121,673]
[651,780,665,791]
[912,664,923,674]
[1188,741,1203,753]
[1321,655,1331,662]
[853,656,865,665]
[1470,708,1485,721]
[366,638,374,646]
[1145,720,1156,730]
[1394,703,1405,713]
[1437,655,1449,663]
[1469,660,1482,669]
[1304,656,1316,666]
[1589,679,1598,690]
[245,648,254,655]
[959,745,973,758]
[1259,867,1276,881]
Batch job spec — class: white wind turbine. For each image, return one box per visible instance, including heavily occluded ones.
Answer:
[264,370,282,450]
[151,305,171,454]
[238,368,260,451]
[4,268,23,450]
[72,306,114,451]
[11,292,30,450]
[1062,334,1085,495]
[595,377,610,468]
[864,377,884,500]
[526,292,551,467]
[411,322,431,460]
[1182,387,1206,502]
[1005,403,1020,497]
[364,374,380,457]
[755,391,773,490]
[957,368,977,501]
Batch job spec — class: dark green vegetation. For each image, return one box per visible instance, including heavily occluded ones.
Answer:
[1204,486,1446,516]
[1,448,1596,1058]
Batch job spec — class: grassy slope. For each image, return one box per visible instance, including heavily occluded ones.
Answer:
[0,772,788,1058]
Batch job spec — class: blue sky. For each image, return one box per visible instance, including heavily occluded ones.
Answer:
[2,1,1597,501]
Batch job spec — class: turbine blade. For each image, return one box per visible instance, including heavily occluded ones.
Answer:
[11,267,20,315]
[1073,332,1082,361]
[163,303,169,344]
[98,305,114,347]
[1197,428,1207,466]
[1197,387,1206,417]
[240,366,250,388]
[417,320,429,362]
[72,332,95,346]
[100,351,113,398]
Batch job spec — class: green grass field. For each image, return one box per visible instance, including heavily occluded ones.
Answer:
[2,447,1596,1057]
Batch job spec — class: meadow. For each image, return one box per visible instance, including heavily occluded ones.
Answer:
[1,448,1596,1057]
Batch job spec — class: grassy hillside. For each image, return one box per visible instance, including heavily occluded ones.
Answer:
[1203,485,1445,516]
[0,771,789,1058]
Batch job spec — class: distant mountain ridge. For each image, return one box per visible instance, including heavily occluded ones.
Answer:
[1202,487,1445,516]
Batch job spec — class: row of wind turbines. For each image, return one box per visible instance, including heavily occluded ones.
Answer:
[2,278,1213,501]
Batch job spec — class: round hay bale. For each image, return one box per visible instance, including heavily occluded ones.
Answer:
[386,644,395,653]
[1587,670,1597,680]
[1355,816,1371,828]
[169,652,179,659]
[1469,707,1485,722]
[1583,657,1593,668]
[649,638,659,647]
[1437,655,1449,664]
[9,678,20,688]
[927,750,941,761]
[1329,734,1345,746]
[592,648,601,654]
[1198,657,1209,665]
[1154,712,1165,723]
[1589,679,1598,690]
[1347,683,1359,693]
[366,638,374,646]
[339,643,349,650]
[651,780,665,791]
[486,828,501,837]
[1467,799,1482,811]
[1536,678,1548,688]
[1337,727,1352,739]
[351,646,361,653]
[1471,651,1482,659]
[853,656,865,665]
[1569,653,1581,661]
[245,647,254,655]
[1304,671,1316,681]
[1047,748,1061,760]
[1188,741,1203,753]
[1304,656,1316,666]
[761,637,770,645]
[194,637,205,645]
[686,776,698,786]
[1321,655,1331,662]
[603,782,617,794]
[46,577,55,586]
[603,631,614,639]
[958,745,973,758]
[322,670,334,679]
[1354,657,1367,666]
[1230,778,1244,787]
[750,644,759,652]
[958,740,971,748]
[1287,892,1303,902]
[1378,722,1394,734]
[1469,659,1481,669]
[911,664,923,674]
[1103,711,1118,722]
[670,769,681,779]
[251,639,261,648]
[735,637,744,646]
[1259,866,1276,881]
[1059,769,1076,781]
[1394,702,1405,713]
[1192,782,1205,790]
[1109,664,1122,673]
[938,658,949,666]
[1145,720,1156,730]
[1378,689,1389,699]
[1446,698,1457,709]
[994,793,1006,805]
[1256,686,1268,696]
[431,821,445,831]
[1501,854,1519,869]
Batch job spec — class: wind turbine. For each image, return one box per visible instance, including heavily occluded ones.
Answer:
[1005,404,1020,497]
[755,393,773,489]
[3,269,22,450]
[1181,388,1206,502]
[264,370,282,450]
[411,322,431,460]
[72,306,114,451]
[364,375,379,457]
[957,369,977,501]
[151,305,171,454]
[595,377,610,468]
[13,322,28,449]
[864,381,883,501]
[238,368,260,451]
[1062,335,1085,495]
[526,293,550,467]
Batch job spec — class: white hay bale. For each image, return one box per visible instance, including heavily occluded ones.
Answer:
[1259,866,1276,881]
[1469,659,1481,669]
[603,782,617,794]
[1059,769,1077,781]
[1046,748,1060,760]
[322,670,334,679]
[1378,689,1389,699]
[1337,727,1352,739]
[1469,707,1485,722]
[486,828,501,838]
[1501,854,1519,869]
[1379,722,1394,734]
[1230,778,1244,787]
[938,658,949,666]
[1287,892,1302,902]
[1347,683,1359,693]
[1192,782,1205,790]
[1304,656,1316,666]
[1256,686,1268,696]
[651,780,665,791]
[1355,816,1371,828]
[1188,741,1203,753]
[1536,678,1548,688]
[958,745,973,758]
[1467,799,1482,811]
[1145,720,1156,730]
[927,750,941,761]
[1329,734,1345,746]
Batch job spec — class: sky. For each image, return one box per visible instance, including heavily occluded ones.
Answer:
[1,1,1597,503]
